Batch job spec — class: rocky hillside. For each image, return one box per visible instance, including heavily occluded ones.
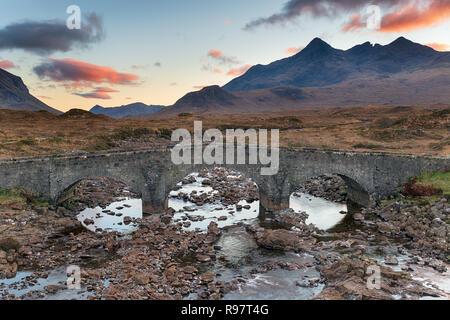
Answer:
[0,68,61,114]
[224,37,450,91]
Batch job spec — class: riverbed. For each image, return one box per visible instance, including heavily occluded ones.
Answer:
[1,172,448,300]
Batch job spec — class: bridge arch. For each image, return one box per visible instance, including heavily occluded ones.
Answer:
[285,167,372,208]
[160,165,265,212]
[0,147,447,215]
[55,176,142,206]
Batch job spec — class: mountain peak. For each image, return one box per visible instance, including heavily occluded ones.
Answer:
[304,37,332,51]
[298,37,335,58]
[223,36,444,92]
[91,105,105,111]
[388,37,414,46]
[385,36,435,57]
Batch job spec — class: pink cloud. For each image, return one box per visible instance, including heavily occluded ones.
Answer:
[227,64,252,77]
[208,49,223,57]
[425,42,450,51]
[343,0,450,33]
[285,47,304,55]
[380,0,450,32]
[342,14,365,32]
[0,60,16,69]
[34,58,139,88]
[74,86,120,100]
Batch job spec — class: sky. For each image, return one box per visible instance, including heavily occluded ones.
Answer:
[0,0,449,112]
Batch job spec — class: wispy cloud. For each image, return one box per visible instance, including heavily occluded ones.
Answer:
[227,64,253,77]
[0,13,104,55]
[379,0,450,32]
[207,49,240,65]
[285,46,304,55]
[131,65,147,70]
[208,49,223,57]
[73,86,119,100]
[243,0,402,30]
[245,0,449,33]
[425,42,450,51]
[342,0,450,32]
[342,14,366,32]
[0,60,17,69]
[34,58,139,88]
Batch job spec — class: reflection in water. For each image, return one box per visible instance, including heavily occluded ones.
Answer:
[205,227,323,300]
[216,227,260,266]
[77,198,142,234]
[170,199,259,232]
[223,268,323,300]
[290,193,347,230]
[0,267,91,300]
[172,173,341,300]
[168,173,259,232]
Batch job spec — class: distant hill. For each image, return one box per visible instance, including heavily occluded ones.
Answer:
[155,85,311,116]
[60,108,111,120]
[90,103,164,118]
[0,68,61,114]
[156,86,242,116]
[154,71,450,117]
[223,37,450,92]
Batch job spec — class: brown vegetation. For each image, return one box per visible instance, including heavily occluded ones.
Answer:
[402,178,443,197]
[0,104,448,159]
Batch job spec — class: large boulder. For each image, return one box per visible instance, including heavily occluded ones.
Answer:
[255,229,315,251]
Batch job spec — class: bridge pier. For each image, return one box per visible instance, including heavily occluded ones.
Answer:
[143,201,167,214]
[338,175,372,207]
[258,185,290,214]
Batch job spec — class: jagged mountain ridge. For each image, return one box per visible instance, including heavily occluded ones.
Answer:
[223,37,450,92]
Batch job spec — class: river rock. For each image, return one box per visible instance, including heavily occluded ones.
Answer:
[385,257,399,266]
[255,229,309,251]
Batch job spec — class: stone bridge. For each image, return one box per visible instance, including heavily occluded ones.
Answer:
[0,147,448,213]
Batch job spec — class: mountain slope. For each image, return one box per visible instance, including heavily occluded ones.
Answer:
[90,103,164,118]
[224,37,449,92]
[156,85,242,116]
[0,68,61,114]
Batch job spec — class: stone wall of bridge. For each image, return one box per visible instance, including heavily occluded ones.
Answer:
[0,147,448,213]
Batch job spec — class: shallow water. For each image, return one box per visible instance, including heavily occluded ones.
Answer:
[168,173,259,232]
[170,199,259,232]
[217,230,322,300]
[0,267,91,300]
[290,193,347,230]
[77,198,142,234]
[222,269,324,300]
[5,173,446,300]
